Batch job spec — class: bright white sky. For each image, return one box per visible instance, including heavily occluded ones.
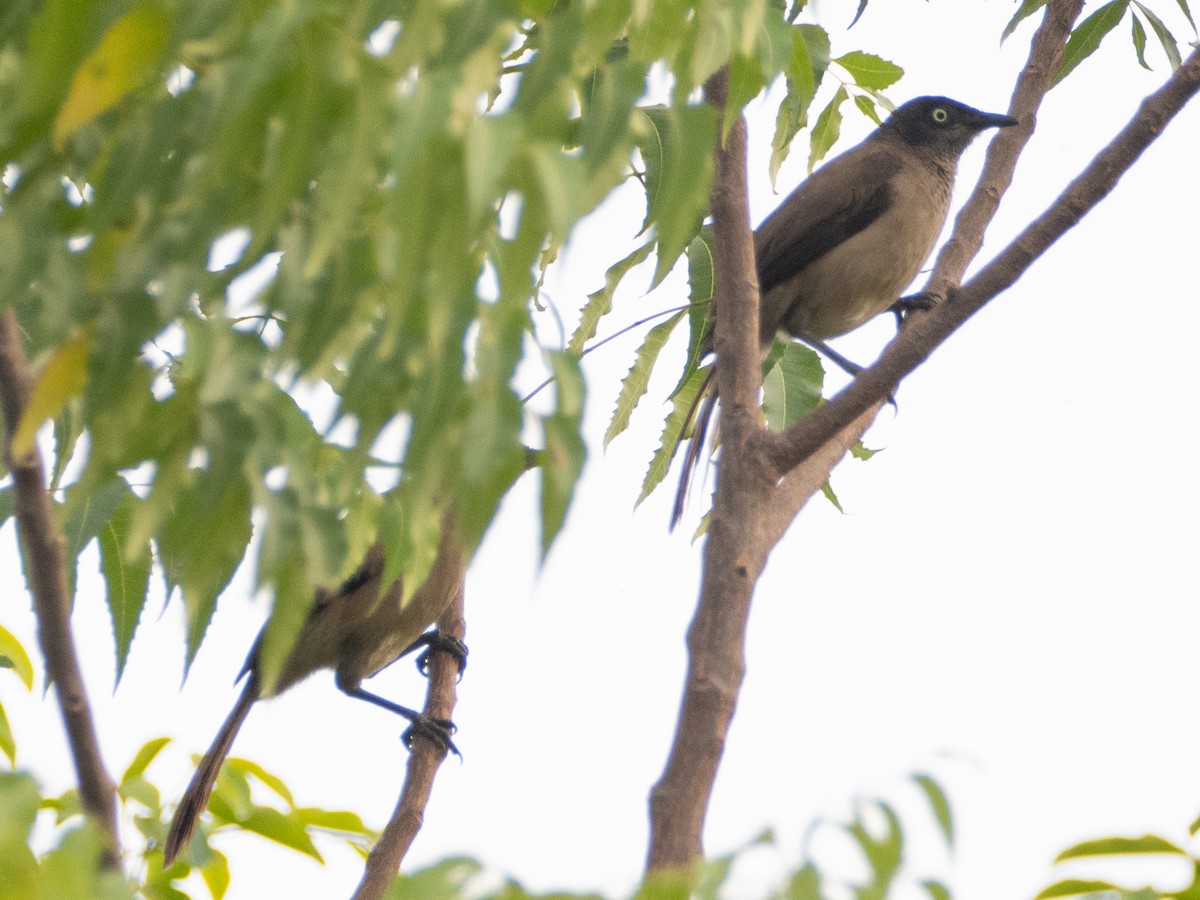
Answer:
[5,2,1200,899]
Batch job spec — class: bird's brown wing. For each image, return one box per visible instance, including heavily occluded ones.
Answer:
[754,147,901,299]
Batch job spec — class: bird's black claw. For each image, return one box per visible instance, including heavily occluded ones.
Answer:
[890,292,939,327]
[402,716,461,758]
[415,633,468,679]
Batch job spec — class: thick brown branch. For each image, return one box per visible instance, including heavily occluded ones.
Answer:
[350,582,466,900]
[646,68,773,875]
[0,309,120,859]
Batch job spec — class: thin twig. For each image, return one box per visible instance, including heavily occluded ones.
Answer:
[0,308,120,861]
[350,580,466,900]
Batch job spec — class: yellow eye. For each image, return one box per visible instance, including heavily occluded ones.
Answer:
[931,107,949,123]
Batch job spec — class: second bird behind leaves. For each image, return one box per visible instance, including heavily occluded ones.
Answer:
[671,96,1018,528]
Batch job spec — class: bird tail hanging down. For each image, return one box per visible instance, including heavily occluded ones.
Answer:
[670,366,719,530]
[163,675,261,865]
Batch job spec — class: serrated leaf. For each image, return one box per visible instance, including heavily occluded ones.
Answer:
[1132,1,1183,69]
[1035,879,1121,899]
[835,51,903,90]
[820,480,843,512]
[541,352,586,556]
[1055,834,1186,861]
[638,364,705,506]
[606,311,686,447]
[568,242,654,355]
[1130,13,1152,68]
[0,624,35,690]
[12,331,91,458]
[99,487,152,684]
[1174,0,1197,33]
[121,737,171,786]
[1003,0,1051,42]
[762,342,823,431]
[1053,1,1130,87]
[808,86,847,171]
[913,773,955,849]
[53,2,169,148]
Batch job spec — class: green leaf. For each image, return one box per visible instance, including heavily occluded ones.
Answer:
[1035,879,1120,899]
[821,479,844,513]
[638,364,706,506]
[226,758,295,806]
[200,848,231,900]
[121,737,171,786]
[1174,0,1197,33]
[683,227,715,373]
[808,86,848,171]
[922,880,952,900]
[1130,13,1152,68]
[606,311,687,447]
[158,472,253,667]
[99,486,153,684]
[913,773,955,849]
[541,353,587,556]
[1053,1,1130,87]
[237,807,322,862]
[1055,834,1186,860]
[568,242,655,356]
[294,807,373,836]
[762,342,823,431]
[1132,1,1183,69]
[1002,0,1051,42]
[834,51,904,90]
[0,624,35,690]
[0,704,15,766]
[637,104,717,286]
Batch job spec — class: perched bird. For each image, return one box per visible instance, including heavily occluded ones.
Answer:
[163,513,467,865]
[671,97,1018,527]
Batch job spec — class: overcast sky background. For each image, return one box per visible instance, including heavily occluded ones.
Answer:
[5,2,1200,898]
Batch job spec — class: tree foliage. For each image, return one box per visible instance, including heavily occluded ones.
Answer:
[1,0,1199,895]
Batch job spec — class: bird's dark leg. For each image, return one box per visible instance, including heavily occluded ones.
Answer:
[345,686,460,757]
[889,291,938,328]
[397,630,469,679]
[798,337,897,410]
[798,337,863,377]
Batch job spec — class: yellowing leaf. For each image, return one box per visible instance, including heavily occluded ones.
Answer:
[0,623,35,690]
[52,3,169,149]
[12,331,92,458]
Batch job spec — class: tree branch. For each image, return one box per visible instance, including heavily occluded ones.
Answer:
[646,68,775,875]
[350,580,466,900]
[0,308,120,860]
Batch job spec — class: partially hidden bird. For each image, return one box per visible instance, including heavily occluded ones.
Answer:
[163,511,467,864]
[671,96,1018,527]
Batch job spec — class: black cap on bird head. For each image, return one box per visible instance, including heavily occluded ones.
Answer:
[883,96,1019,156]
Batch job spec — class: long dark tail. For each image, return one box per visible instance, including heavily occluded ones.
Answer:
[163,676,260,864]
[670,367,718,530]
